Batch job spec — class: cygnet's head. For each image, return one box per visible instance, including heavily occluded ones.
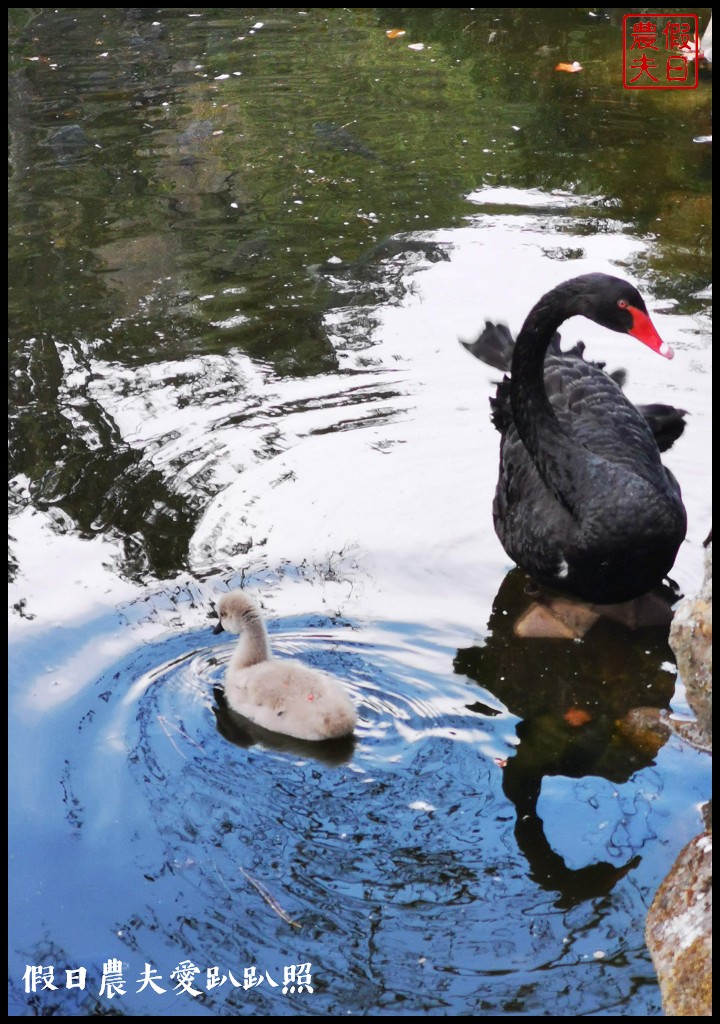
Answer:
[213,590,263,635]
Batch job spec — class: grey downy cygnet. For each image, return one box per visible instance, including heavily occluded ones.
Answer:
[212,590,357,742]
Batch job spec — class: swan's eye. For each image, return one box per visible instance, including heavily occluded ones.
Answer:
[617,299,628,309]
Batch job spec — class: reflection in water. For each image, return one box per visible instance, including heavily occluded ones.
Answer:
[313,120,382,162]
[8,6,712,1017]
[8,583,711,1017]
[213,687,357,767]
[454,570,679,907]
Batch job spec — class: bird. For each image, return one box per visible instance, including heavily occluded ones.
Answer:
[463,273,687,606]
[211,590,357,742]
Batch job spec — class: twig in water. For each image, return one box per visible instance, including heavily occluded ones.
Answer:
[240,868,301,930]
[157,714,204,757]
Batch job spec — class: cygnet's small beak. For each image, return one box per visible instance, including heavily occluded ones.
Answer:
[212,620,224,635]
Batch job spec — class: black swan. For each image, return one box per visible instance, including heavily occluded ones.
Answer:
[464,273,687,605]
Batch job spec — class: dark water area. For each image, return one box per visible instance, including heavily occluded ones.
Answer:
[9,8,712,1017]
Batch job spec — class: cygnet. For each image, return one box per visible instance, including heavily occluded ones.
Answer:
[212,590,357,742]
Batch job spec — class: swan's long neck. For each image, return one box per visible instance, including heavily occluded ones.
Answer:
[509,284,585,511]
[230,606,271,669]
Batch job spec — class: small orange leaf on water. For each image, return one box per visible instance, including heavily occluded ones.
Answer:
[555,61,583,73]
[386,29,406,39]
[564,708,592,727]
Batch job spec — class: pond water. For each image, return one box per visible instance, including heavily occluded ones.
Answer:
[9,8,712,1017]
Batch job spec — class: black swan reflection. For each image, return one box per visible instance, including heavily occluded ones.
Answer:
[455,569,679,907]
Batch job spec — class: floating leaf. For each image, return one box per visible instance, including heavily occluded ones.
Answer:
[386,29,406,39]
[555,61,583,73]
[564,708,592,727]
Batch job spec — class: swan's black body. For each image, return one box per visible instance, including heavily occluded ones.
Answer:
[465,274,687,604]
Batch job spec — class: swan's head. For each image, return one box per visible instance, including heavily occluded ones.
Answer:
[570,274,674,359]
[213,590,263,635]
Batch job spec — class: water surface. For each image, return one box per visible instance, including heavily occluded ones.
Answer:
[9,8,712,1016]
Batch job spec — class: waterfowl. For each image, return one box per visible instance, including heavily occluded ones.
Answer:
[464,273,687,605]
[212,590,357,742]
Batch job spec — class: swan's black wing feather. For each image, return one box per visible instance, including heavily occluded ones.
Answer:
[462,321,564,371]
[464,322,686,452]
[636,403,688,453]
[461,320,515,370]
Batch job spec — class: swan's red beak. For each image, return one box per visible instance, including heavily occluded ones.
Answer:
[628,306,674,359]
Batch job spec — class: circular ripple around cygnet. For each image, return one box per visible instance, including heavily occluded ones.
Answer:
[198,619,509,766]
[74,613,526,1015]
